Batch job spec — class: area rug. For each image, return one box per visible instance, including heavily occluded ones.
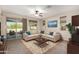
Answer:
[21,40,60,54]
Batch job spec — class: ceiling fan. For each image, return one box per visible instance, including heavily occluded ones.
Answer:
[34,5,52,17]
[35,10,43,17]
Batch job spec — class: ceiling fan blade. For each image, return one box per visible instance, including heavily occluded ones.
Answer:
[43,5,52,10]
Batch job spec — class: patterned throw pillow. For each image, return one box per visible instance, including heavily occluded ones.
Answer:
[26,31,31,35]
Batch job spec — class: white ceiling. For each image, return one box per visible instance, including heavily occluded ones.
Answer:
[0,5,79,19]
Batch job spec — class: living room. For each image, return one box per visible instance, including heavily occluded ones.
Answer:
[0,5,79,54]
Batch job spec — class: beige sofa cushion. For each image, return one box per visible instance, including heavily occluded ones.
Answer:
[23,34,40,41]
[23,32,61,42]
[41,34,54,40]
[41,32,61,42]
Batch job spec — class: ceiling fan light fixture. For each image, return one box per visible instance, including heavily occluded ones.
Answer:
[35,14,38,16]
[35,10,39,14]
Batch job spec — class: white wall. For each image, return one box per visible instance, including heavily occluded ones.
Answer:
[1,16,7,35]
[0,8,7,36]
[45,10,79,41]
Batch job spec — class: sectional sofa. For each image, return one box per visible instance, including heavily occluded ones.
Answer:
[23,32,62,42]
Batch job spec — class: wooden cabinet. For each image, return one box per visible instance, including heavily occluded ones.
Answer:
[72,15,79,26]
[68,15,79,54]
[67,41,79,54]
[0,41,7,54]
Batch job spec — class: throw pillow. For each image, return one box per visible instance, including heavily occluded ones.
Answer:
[40,31,44,34]
[49,32,53,35]
[26,31,31,35]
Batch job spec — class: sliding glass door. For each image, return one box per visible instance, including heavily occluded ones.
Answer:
[7,18,23,39]
[16,22,23,39]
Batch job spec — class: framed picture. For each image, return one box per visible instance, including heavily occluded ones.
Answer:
[48,20,57,27]
[60,16,67,30]
[43,20,45,26]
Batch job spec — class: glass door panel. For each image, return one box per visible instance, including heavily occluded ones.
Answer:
[7,19,23,39]
[16,22,23,39]
[7,20,17,39]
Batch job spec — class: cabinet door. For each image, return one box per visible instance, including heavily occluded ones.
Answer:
[67,42,79,54]
[72,15,79,26]
[0,22,1,35]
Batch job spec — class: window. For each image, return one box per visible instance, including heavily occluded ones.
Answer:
[29,20,37,34]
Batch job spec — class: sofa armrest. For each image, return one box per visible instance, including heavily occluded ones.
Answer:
[53,33,61,42]
[23,34,40,41]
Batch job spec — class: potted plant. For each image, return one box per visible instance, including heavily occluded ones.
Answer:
[66,23,74,35]
[66,23,74,41]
